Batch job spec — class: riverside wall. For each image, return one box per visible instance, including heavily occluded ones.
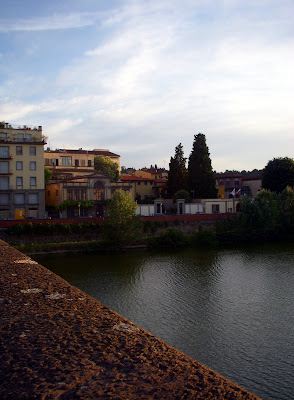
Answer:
[0,239,260,400]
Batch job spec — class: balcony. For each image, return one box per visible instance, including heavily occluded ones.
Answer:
[0,155,13,160]
[0,170,12,175]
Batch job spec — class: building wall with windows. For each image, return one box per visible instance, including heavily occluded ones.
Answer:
[0,122,46,220]
[44,148,120,175]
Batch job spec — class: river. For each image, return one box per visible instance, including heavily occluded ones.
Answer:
[34,242,294,400]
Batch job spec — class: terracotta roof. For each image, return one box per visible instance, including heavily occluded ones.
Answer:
[120,175,153,182]
[154,178,167,183]
[45,149,120,157]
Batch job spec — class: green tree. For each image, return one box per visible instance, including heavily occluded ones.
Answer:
[167,143,187,197]
[173,189,191,202]
[103,190,142,247]
[279,186,294,228]
[262,157,294,193]
[44,167,52,184]
[94,155,120,182]
[188,133,217,198]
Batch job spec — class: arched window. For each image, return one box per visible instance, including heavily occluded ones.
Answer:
[94,181,104,201]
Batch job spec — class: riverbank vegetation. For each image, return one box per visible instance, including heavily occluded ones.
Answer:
[3,187,294,254]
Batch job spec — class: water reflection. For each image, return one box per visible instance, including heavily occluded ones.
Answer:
[35,243,294,400]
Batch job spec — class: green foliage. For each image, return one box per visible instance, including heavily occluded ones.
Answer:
[262,157,294,193]
[7,221,102,237]
[167,143,187,197]
[148,228,189,248]
[190,227,218,246]
[188,133,218,199]
[137,195,156,204]
[173,189,191,202]
[103,190,142,247]
[44,167,52,184]
[56,199,95,211]
[279,186,294,228]
[94,155,120,182]
[216,190,283,242]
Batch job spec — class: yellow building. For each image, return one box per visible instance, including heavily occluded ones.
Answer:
[45,148,120,175]
[44,148,124,217]
[0,122,46,220]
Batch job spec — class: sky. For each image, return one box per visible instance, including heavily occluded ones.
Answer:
[1,0,293,172]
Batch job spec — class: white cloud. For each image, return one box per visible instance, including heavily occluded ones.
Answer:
[1,0,293,170]
[0,11,103,32]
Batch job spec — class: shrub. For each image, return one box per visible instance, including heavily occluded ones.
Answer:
[190,227,218,246]
[148,228,189,248]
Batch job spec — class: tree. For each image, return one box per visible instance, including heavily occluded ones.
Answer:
[44,167,52,184]
[94,155,120,182]
[103,190,142,247]
[188,133,217,198]
[173,189,191,202]
[262,157,294,193]
[279,186,294,228]
[167,143,187,197]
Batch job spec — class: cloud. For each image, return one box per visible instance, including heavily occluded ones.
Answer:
[1,0,293,171]
[0,11,103,32]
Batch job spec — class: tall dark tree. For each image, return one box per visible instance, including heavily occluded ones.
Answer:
[188,133,217,198]
[167,143,187,197]
[262,157,294,193]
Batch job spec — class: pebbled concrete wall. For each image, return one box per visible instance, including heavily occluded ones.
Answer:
[0,240,260,399]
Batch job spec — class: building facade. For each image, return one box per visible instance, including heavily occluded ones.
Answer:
[0,122,46,220]
[215,172,262,199]
[44,148,123,217]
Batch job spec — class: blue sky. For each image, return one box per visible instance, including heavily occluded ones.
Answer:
[1,0,293,171]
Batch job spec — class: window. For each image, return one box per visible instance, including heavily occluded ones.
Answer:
[137,181,141,185]
[74,190,79,201]
[0,132,7,140]
[18,133,24,141]
[67,190,73,200]
[94,181,104,201]
[28,193,38,204]
[0,146,9,158]
[145,181,147,185]
[0,161,9,173]
[212,204,220,214]
[30,146,36,155]
[75,159,79,167]
[61,156,72,166]
[30,177,36,187]
[15,193,25,204]
[25,133,31,142]
[16,177,23,188]
[88,160,92,167]
[16,146,23,155]
[16,161,23,170]
[30,161,36,170]
[80,159,85,167]
[0,177,9,190]
[0,193,9,205]
[52,158,58,166]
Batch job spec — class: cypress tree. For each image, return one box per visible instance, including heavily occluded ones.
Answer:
[188,133,217,199]
[167,143,187,197]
